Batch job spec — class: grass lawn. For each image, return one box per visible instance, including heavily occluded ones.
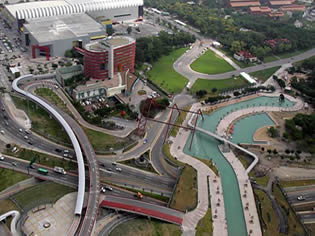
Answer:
[0,199,19,228]
[119,158,159,175]
[170,164,197,212]
[217,48,254,68]
[13,181,74,210]
[191,77,247,94]
[254,189,279,236]
[273,184,305,236]
[263,55,279,63]
[249,66,281,82]
[170,105,191,137]
[191,50,234,74]
[196,208,213,236]
[147,48,188,94]
[12,96,71,146]
[0,169,29,192]
[82,127,131,153]
[5,148,77,171]
[163,144,185,167]
[35,88,70,115]
[277,49,308,59]
[109,218,182,236]
[280,179,315,188]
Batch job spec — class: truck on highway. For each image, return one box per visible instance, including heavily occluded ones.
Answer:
[54,166,66,175]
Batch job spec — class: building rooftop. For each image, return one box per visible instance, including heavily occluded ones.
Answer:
[85,36,135,52]
[75,73,126,92]
[269,0,295,5]
[23,14,105,44]
[250,6,272,12]
[6,0,144,20]
[280,4,306,11]
[230,1,261,7]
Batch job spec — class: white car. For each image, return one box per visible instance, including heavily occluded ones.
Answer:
[19,128,23,132]
[0,130,4,135]
[115,167,122,172]
[297,196,305,201]
[100,187,106,193]
[0,155,4,161]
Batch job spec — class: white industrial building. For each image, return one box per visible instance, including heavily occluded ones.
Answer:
[1,0,143,59]
[3,0,143,27]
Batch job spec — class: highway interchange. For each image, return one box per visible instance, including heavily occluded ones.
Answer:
[0,9,315,235]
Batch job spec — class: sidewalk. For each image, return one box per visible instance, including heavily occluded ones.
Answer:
[170,113,227,236]
[210,46,241,70]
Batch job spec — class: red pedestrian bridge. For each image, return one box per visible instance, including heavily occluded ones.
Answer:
[100,196,183,225]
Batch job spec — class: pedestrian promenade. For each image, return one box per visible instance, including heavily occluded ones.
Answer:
[170,113,228,236]
[219,147,261,236]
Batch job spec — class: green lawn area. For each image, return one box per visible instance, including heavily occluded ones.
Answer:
[191,77,247,94]
[263,55,279,63]
[12,96,72,146]
[82,127,132,153]
[196,208,213,236]
[5,148,77,171]
[163,143,185,167]
[12,95,131,154]
[0,169,29,192]
[35,88,70,115]
[13,181,74,210]
[191,50,235,74]
[109,218,182,236]
[147,48,188,94]
[254,189,279,236]
[277,49,308,59]
[280,179,315,188]
[119,155,159,174]
[170,164,197,212]
[273,184,305,236]
[249,66,281,82]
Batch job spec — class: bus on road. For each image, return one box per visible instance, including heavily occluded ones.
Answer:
[37,168,48,175]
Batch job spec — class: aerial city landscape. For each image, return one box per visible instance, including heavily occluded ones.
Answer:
[0,0,314,235]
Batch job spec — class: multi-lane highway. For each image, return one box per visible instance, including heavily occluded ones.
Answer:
[0,94,175,194]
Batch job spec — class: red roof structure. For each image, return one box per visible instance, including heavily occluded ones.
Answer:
[264,38,290,48]
[280,4,305,11]
[236,50,256,59]
[249,6,272,14]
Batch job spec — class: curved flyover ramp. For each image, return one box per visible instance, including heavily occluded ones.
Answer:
[12,75,100,236]
[12,75,86,216]
[100,195,183,225]
[0,210,20,236]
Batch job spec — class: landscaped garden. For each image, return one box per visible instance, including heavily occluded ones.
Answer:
[147,48,188,94]
[190,50,235,74]
[191,77,247,94]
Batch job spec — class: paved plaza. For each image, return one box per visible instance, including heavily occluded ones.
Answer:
[23,192,76,236]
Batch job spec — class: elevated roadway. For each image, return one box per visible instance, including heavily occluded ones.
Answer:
[12,75,99,236]
[100,195,184,225]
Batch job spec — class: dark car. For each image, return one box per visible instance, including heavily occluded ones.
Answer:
[55,148,62,153]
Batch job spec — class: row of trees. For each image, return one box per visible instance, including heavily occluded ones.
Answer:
[285,113,315,153]
[135,30,195,68]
